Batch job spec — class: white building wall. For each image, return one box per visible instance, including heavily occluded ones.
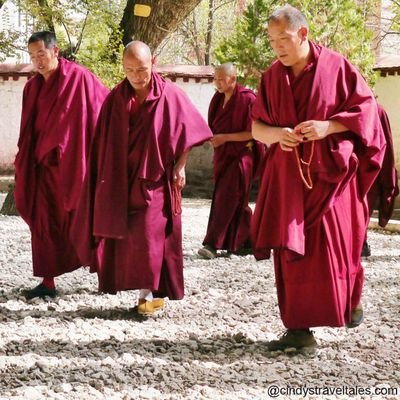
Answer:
[0,77,26,170]
[0,0,32,63]
[0,75,216,174]
[170,78,215,121]
[374,74,400,173]
[166,78,215,192]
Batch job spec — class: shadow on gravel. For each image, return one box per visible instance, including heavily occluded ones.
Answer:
[0,287,99,304]
[0,333,289,363]
[0,337,312,395]
[0,305,147,322]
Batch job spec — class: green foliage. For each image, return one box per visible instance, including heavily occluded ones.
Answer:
[215,0,377,88]
[157,0,238,65]
[215,0,271,88]
[0,30,20,62]
[17,0,125,88]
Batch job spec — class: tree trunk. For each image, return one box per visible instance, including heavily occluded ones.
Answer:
[120,0,203,51]
[204,0,214,65]
[37,0,55,32]
[0,184,18,216]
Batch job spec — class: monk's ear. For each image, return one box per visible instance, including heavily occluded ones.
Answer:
[53,46,60,58]
[151,56,156,65]
[298,26,308,41]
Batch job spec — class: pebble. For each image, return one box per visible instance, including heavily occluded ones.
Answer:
[0,199,399,399]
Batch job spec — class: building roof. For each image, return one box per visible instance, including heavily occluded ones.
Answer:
[374,54,400,76]
[0,63,34,80]
[0,63,215,82]
[155,65,214,82]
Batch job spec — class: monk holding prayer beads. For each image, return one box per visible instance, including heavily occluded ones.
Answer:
[251,5,386,350]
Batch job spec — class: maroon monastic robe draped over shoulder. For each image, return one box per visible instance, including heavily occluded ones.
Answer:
[202,85,262,252]
[72,73,212,299]
[367,105,399,227]
[14,58,109,278]
[251,42,386,328]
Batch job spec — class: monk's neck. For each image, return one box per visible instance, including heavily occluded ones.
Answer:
[135,87,150,104]
[43,58,59,81]
[223,86,235,107]
[290,42,311,78]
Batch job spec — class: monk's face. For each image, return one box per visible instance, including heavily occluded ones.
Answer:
[123,53,152,94]
[28,40,59,81]
[214,70,236,94]
[267,19,308,67]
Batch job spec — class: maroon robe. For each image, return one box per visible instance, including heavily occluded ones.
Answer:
[14,58,109,278]
[72,73,212,299]
[203,85,261,252]
[251,42,386,328]
[366,104,399,226]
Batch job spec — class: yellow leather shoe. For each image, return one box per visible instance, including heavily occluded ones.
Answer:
[137,298,165,315]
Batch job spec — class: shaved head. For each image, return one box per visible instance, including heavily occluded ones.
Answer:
[123,40,152,62]
[122,41,153,97]
[214,63,237,77]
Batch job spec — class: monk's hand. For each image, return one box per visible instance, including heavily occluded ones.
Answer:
[172,165,186,190]
[279,127,303,152]
[209,134,226,148]
[295,120,330,141]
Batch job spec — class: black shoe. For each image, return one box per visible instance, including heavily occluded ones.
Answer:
[228,247,253,256]
[198,245,217,259]
[23,283,58,300]
[361,241,371,257]
[346,304,364,328]
[266,329,317,351]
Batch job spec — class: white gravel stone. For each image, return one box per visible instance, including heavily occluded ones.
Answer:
[0,198,399,399]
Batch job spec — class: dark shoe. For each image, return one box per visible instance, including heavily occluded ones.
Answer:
[361,241,371,257]
[198,245,217,259]
[228,247,253,256]
[23,284,58,300]
[266,329,317,351]
[346,304,364,328]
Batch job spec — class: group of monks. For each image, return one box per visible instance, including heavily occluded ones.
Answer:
[14,5,398,351]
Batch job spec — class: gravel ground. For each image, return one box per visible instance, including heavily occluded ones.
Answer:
[0,196,399,400]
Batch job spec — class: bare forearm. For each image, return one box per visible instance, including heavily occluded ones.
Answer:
[175,149,190,168]
[327,120,348,135]
[220,131,253,142]
[252,120,285,146]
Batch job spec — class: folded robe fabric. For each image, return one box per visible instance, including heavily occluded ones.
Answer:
[72,72,213,297]
[251,42,386,328]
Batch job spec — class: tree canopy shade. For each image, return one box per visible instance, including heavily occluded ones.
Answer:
[13,0,206,86]
[215,0,377,89]
[120,0,203,50]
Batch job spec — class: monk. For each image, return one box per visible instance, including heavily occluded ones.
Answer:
[72,41,212,315]
[362,104,399,257]
[251,5,386,350]
[14,31,109,300]
[198,63,263,259]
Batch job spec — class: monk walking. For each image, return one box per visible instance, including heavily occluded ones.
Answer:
[251,5,386,350]
[73,41,212,315]
[14,31,109,299]
[198,63,262,259]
